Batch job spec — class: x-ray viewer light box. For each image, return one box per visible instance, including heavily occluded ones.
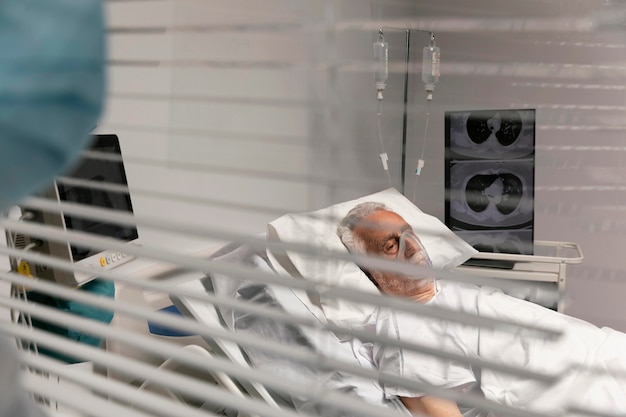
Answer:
[444,109,536,258]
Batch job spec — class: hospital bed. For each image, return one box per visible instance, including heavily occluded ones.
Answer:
[170,242,410,417]
[160,199,583,417]
[158,188,626,417]
[165,248,582,417]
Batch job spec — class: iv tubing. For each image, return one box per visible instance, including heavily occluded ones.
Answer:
[412,100,431,202]
[420,100,431,162]
[377,109,392,187]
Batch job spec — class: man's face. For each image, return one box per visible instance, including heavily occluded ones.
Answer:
[352,210,433,297]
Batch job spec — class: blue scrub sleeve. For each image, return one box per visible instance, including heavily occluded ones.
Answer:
[0,1,106,416]
[0,0,106,211]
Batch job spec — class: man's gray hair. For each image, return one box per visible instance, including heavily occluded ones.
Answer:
[336,202,389,254]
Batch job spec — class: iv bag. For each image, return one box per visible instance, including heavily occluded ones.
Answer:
[422,43,440,100]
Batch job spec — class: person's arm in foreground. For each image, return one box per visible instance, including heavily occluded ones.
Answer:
[0,0,106,208]
[0,1,106,416]
[401,395,464,417]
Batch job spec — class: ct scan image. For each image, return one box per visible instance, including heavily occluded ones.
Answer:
[454,230,533,256]
[448,160,534,229]
[447,109,535,160]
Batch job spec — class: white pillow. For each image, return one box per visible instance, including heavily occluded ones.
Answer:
[266,188,477,325]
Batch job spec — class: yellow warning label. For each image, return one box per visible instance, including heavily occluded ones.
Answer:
[17,261,32,277]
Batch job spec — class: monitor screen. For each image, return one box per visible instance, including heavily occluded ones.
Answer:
[56,134,138,262]
[445,109,535,256]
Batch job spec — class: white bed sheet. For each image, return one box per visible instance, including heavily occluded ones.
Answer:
[477,286,626,416]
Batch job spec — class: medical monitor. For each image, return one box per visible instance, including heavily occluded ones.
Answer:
[444,109,536,260]
[12,134,138,287]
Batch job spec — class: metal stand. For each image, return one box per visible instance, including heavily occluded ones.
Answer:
[455,241,584,312]
[400,29,410,195]
[379,27,433,195]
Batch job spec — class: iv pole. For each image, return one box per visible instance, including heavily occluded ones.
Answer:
[379,27,435,195]
[401,30,410,195]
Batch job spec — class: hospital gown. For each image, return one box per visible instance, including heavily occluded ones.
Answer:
[371,280,626,417]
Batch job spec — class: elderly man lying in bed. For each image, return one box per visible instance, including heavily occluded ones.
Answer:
[336,202,626,417]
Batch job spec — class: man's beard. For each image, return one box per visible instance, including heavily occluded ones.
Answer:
[371,252,435,298]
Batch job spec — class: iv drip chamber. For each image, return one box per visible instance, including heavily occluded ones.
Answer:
[422,34,440,101]
[373,30,388,100]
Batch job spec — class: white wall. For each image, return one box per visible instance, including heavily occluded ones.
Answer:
[101,0,322,252]
[103,0,626,330]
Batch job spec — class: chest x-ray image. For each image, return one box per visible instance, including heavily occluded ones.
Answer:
[446,160,534,255]
[465,173,523,215]
[445,108,535,256]
[448,161,534,228]
[446,109,535,160]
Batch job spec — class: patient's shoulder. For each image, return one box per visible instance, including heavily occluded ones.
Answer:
[432,280,481,313]
[437,279,481,296]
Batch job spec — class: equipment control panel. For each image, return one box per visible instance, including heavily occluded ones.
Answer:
[74,249,136,286]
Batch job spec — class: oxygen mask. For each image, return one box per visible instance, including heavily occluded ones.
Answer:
[397,229,435,284]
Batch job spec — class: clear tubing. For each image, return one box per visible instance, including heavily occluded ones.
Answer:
[413,100,431,202]
[377,110,392,187]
